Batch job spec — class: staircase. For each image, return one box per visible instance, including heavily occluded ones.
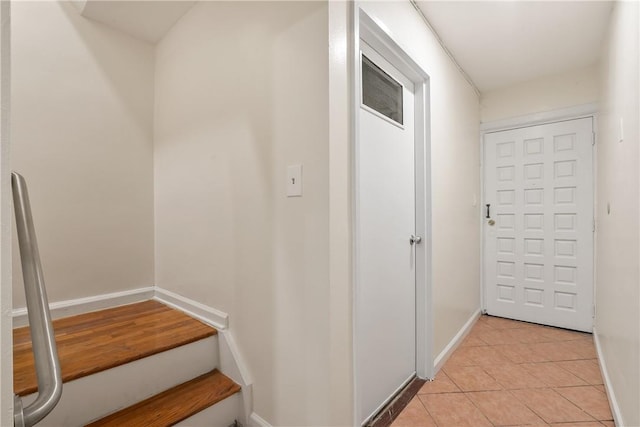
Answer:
[13,300,242,426]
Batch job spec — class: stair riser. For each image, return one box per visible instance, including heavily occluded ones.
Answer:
[174,392,241,427]
[23,337,218,426]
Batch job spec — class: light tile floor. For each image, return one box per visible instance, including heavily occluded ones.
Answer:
[391,315,615,427]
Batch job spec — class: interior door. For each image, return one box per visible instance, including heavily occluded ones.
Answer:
[484,118,594,332]
[355,42,417,425]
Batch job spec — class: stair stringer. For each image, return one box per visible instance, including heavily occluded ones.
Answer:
[154,287,254,427]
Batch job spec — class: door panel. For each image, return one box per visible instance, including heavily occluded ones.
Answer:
[356,42,416,424]
[484,118,594,332]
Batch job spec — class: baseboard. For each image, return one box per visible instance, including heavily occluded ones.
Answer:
[592,327,625,427]
[219,330,254,427]
[433,308,481,372]
[219,330,253,386]
[153,287,228,330]
[12,286,155,327]
[249,412,273,427]
[12,285,229,330]
[152,287,256,425]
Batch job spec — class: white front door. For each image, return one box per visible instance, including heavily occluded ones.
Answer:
[483,118,594,332]
[356,42,416,424]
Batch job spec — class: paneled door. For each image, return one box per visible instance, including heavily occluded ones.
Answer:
[483,118,594,332]
[356,41,417,424]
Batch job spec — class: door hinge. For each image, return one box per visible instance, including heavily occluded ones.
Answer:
[592,131,596,146]
[592,219,596,232]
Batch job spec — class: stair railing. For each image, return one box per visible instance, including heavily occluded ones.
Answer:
[11,172,62,427]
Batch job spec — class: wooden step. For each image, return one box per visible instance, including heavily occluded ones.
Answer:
[85,369,240,427]
[14,300,217,396]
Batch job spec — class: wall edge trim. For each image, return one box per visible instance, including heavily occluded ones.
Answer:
[12,286,155,327]
[593,327,625,427]
[153,286,228,330]
[433,308,481,372]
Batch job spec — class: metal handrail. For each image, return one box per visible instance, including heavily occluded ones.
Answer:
[11,172,62,427]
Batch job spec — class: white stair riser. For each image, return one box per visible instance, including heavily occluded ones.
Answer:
[175,392,241,427]
[23,336,218,427]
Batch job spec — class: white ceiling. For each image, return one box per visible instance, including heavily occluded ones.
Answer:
[75,1,613,90]
[416,1,614,92]
[78,0,196,44]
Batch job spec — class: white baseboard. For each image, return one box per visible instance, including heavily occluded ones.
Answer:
[593,327,625,427]
[153,287,228,330]
[250,412,273,427]
[433,308,481,372]
[152,287,255,426]
[219,330,253,387]
[12,286,155,327]
[219,330,254,426]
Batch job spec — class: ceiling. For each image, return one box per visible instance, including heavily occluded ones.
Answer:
[75,0,613,91]
[77,0,196,44]
[416,1,614,92]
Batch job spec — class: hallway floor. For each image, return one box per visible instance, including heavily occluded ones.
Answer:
[392,315,614,427]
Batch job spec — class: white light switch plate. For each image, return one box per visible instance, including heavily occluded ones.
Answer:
[287,165,302,197]
[619,117,624,143]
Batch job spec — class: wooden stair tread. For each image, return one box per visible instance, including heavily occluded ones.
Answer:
[85,369,240,427]
[14,300,217,396]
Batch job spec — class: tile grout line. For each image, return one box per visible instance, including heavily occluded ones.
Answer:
[461,390,497,427]
[513,386,598,425]
[394,316,613,427]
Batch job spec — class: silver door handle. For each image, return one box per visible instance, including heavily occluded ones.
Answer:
[409,235,422,245]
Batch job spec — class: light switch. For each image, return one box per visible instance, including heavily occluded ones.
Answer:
[287,165,302,197]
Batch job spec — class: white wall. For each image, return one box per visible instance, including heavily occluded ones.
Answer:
[480,64,599,123]
[358,1,481,360]
[11,2,155,307]
[0,1,12,424]
[595,1,640,426]
[154,2,332,425]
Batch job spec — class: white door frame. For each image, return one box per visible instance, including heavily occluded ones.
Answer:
[352,7,433,425]
[479,103,598,318]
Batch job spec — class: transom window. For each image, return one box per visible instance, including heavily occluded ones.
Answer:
[361,54,403,125]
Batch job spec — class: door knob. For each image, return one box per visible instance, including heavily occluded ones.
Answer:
[409,235,422,245]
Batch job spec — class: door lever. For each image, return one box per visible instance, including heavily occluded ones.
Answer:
[409,235,422,245]
[486,203,491,219]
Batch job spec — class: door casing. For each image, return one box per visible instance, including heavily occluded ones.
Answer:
[352,7,433,425]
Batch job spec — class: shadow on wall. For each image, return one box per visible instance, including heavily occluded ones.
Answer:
[11,1,155,308]
[152,1,331,425]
